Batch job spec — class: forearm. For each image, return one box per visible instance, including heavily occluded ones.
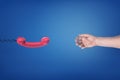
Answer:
[95,36,120,48]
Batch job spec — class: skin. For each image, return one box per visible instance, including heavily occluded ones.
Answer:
[75,34,120,49]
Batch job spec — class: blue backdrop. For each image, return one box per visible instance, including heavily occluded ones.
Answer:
[1,0,120,80]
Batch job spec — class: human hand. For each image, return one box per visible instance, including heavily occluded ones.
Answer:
[75,34,97,49]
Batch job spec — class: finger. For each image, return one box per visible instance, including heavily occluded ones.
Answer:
[78,43,85,49]
[75,39,84,47]
[78,38,86,47]
[75,37,82,44]
[80,43,86,49]
[75,37,78,45]
[81,37,89,47]
[80,43,86,47]
[75,36,87,48]
[77,41,86,49]
[76,40,83,46]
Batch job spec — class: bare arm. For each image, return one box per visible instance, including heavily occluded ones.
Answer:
[96,36,120,48]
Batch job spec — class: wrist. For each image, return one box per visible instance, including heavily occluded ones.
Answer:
[95,37,101,46]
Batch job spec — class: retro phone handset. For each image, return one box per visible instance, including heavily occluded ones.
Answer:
[17,37,50,48]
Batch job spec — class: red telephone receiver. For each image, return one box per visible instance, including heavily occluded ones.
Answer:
[17,37,50,48]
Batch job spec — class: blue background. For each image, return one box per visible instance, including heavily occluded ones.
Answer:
[0,0,120,80]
